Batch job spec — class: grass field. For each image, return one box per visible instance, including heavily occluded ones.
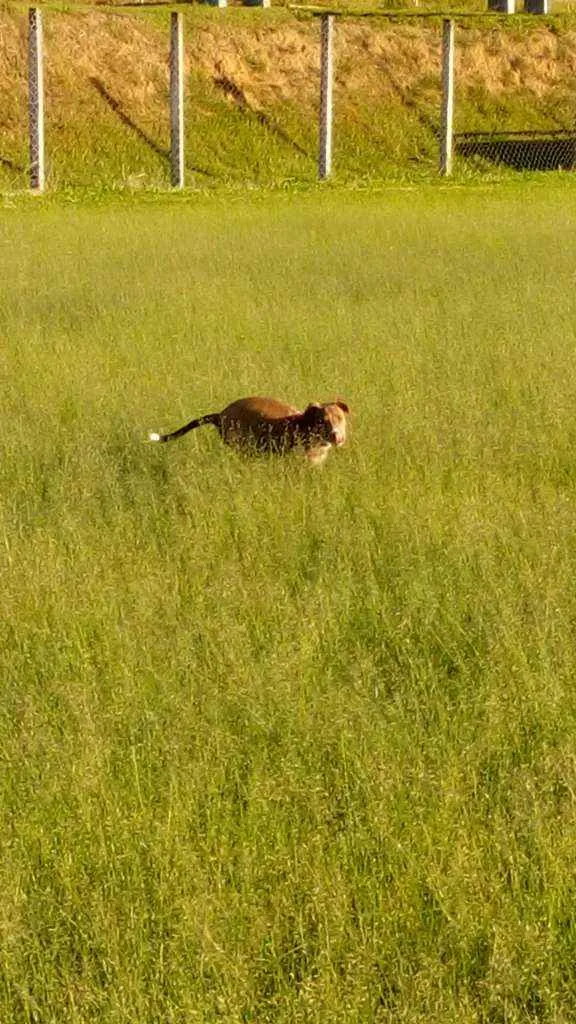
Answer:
[2,183,576,1023]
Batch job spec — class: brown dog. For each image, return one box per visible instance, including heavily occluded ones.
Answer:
[149,396,350,465]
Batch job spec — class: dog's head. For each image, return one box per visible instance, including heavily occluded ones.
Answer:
[301,400,350,448]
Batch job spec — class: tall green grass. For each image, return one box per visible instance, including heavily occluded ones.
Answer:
[2,184,576,1022]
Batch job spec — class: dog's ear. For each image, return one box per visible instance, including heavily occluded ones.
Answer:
[336,400,350,414]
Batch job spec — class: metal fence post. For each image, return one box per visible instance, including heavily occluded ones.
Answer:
[440,18,455,177]
[170,11,185,189]
[318,13,334,180]
[28,6,45,191]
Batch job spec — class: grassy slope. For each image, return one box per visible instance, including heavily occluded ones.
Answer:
[2,5,576,191]
[2,183,576,1021]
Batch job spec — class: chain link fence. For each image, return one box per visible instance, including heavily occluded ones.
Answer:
[319,12,576,179]
[452,19,576,172]
[3,4,576,190]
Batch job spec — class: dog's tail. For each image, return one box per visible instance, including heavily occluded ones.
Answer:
[148,412,220,443]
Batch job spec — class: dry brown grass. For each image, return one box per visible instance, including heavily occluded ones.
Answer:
[458,23,576,95]
[2,6,576,121]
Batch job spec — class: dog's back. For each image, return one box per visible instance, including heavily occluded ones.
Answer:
[217,397,300,449]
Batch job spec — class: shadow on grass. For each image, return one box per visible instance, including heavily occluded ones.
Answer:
[0,155,25,173]
[375,61,440,139]
[89,77,214,177]
[456,131,576,171]
[212,70,312,161]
